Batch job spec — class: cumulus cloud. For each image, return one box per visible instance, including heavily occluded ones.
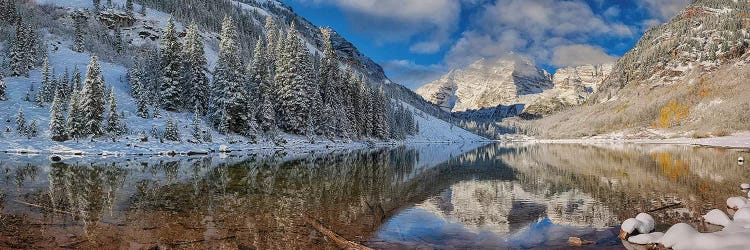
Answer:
[638,0,691,22]
[445,0,632,68]
[380,60,446,89]
[551,45,618,67]
[297,0,461,54]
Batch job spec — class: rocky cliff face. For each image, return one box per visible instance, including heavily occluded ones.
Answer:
[416,55,553,113]
[552,64,612,94]
[418,60,613,120]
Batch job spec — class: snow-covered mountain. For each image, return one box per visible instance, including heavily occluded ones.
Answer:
[416,55,613,120]
[532,0,750,138]
[416,55,554,113]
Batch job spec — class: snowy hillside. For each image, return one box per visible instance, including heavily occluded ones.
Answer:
[0,0,486,155]
[530,0,750,138]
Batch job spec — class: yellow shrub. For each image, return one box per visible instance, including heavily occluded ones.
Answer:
[654,99,689,128]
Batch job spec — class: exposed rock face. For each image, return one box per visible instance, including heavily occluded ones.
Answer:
[416,55,553,113]
[552,64,613,95]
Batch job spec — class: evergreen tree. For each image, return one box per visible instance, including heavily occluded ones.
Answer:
[79,56,106,136]
[159,17,182,111]
[16,107,26,136]
[264,17,278,78]
[21,23,39,72]
[105,88,121,135]
[73,14,86,53]
[59,68,71,104]
[191,107,202,143]
[0,0,18,23]
[50,89,68,141]
[250,39,276,133]
[41,56,54,102]
[10,20,27,77]
[114,27,124,54]
[72,66,83,92]
[0,74,6,101]
[275,23,311,134]
[183,23,209,114]
[136,92,150,118]
[67,89,84,139]
[27,120,38,139]
[125,0,134,16]
[163,116,180,141]
[93,0,101,10]
[211,17,248,134]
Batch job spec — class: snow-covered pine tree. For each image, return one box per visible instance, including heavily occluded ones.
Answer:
[125,0,134,16]
[15,107,26,136]
[105,88,121,135]
[371,87,389,139]
[71,66,82,92]
[354,74,369,137]
[275,23,311,134]
[191,106,202,143]
[183,23,209,114]
[159,17,182,111]
[251,40,277,134]
[35,89,44,107]
[22,23,39,72]
[79,56,106,136]
[264,17,278,78]
[27,120,38,139]
[0,74,6,101]
[318,28,340,111]
[49,88,68,141]
[0,0,18,24]
[40,56,54,102]
[163,116,180,141]
[93,0,101,10]
[211,17,248,135]
[67,88,84,139]
[10,20,28,77]
[59,68,71,105]
[114,27,124,54]
[73,13,86,53]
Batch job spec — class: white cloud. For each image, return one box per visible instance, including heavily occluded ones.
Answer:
[638,0,691,22]
[297,0,461,53]
[551,44,618,67]
[380,60,446,89]
[445,0,633,68]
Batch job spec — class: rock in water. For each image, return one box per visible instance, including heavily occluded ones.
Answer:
[567,237,593,247]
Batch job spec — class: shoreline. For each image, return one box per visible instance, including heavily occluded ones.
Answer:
[513,132,750,149]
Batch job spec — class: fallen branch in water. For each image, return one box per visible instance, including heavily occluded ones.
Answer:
[303,214,373,250]
[14,200,78,217]
[59,239,88,249]
[647,202,683,213]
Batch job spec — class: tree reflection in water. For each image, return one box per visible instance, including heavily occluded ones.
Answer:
[0,143,747,249]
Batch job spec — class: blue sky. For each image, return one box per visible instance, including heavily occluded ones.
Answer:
[282,0,691,89]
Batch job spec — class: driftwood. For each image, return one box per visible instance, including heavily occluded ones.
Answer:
[302,214,373,250]
[14,200,78,216]
[648,202,682,213]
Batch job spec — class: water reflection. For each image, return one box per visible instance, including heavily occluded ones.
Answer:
[0,143,747,249]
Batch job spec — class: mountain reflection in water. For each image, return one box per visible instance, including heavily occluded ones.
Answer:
[0,143,747,249]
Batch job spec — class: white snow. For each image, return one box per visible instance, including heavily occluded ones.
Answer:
[626,192,750,249]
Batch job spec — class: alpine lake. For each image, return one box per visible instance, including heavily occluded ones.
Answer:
[1,143,748,249]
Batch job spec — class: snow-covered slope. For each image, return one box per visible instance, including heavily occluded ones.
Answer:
[416,55,553,113]
[0,0,484,154]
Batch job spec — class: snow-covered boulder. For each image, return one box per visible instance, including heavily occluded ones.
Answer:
[703,209,731,227]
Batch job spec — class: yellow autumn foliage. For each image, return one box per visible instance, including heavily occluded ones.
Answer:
[654,99,689,128]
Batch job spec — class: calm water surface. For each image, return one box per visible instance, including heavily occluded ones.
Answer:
[0,143,748,249]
